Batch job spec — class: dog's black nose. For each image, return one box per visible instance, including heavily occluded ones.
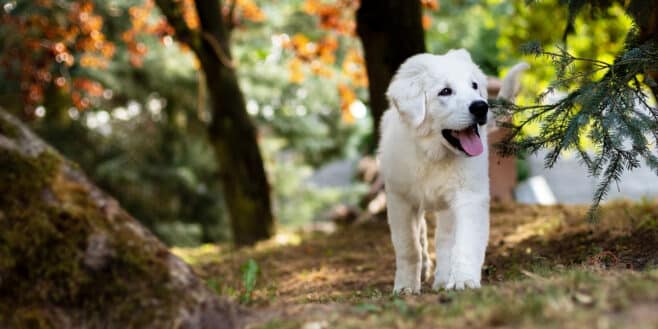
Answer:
[469,100,488,125]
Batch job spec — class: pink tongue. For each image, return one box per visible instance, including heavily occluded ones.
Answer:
[456,129,483,156]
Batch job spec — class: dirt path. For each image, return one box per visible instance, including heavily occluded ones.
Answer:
[174,201,658,328]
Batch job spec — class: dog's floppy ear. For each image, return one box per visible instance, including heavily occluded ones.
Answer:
[386,54,432,127]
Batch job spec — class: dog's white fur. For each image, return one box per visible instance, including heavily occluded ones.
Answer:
[378,49,527,293]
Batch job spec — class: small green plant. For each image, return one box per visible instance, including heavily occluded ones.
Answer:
[206,278,219,294]
[355,303,382,314]
[240,259,260,304]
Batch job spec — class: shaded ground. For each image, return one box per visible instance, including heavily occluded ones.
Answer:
[174,200,658,328]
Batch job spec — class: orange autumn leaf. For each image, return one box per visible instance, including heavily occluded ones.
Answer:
[79,54,109,69]
[421,0,440,11]
[73,78,104,97]
[0,0,118,111]
[182,0,200,29]
[303,0,359,35]
[338,84,356,123]
[288,58,305,83]
[342,48,368,87]
[310,60,334,78]
[318,34,338,64]
[236,0,266,22]
[422,14,432,30]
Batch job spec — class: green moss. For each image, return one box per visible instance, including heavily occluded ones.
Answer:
[0,115,20,139]
[0,147,178,328]
[9,309,54,329]
[0,148,59,202]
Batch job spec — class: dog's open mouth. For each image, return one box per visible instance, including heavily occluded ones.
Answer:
[441,124,483,157]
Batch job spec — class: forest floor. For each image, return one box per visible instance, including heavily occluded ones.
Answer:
[173,200,658,329]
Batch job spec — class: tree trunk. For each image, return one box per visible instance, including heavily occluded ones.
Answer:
[155,0,275,246]
[356,0,426,152]
[628,0,658,100]
[0,109,239,329]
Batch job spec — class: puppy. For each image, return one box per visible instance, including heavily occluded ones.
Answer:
[378,49,527,293]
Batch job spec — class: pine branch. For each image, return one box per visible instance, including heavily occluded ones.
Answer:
[497,30,658,218]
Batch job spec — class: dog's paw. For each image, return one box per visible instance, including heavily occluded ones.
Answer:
[436,278,480,290]
[393,279,421,295]
[432,264,481,291]
[393,285,421,295]
[432,277,481,290]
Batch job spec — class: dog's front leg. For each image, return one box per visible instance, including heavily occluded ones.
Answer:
[433,209,456,290]
[443,191,489,290]
[387,192,422,294]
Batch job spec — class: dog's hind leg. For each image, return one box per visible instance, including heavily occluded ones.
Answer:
[419,213,432,282]
[387,192,422,294]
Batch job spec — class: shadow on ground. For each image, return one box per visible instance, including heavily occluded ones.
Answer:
[173,200,658,328]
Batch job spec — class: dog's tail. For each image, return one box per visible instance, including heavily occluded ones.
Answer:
[488,62,529,132]
[497,62,529,101]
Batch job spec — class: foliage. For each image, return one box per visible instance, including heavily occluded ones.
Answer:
[282,0,438,123]
[0,0,373,245]
[0,0,118,113]
[240,259,260,304]
[495,1,658,215]
[498,42,658,214]
[496,0,632,102]
[3,0,654,243]
[424,0,507,75]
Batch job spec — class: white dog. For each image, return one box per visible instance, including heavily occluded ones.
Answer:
[378,49,527,293]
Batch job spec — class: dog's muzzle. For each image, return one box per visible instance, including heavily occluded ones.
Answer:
[469,101,488,125]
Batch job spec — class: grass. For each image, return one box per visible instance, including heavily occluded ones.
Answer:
[173,200,658,328]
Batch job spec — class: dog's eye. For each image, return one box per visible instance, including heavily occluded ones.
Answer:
[472,82,478,90]
[438,87,452,96]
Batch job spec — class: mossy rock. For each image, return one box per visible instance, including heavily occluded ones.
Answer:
[0,110,239,329]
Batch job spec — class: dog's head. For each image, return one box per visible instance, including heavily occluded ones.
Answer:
[386,49,489,158]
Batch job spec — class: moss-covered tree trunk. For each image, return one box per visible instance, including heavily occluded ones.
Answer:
[0,109,238,329]
[356,0,426,152]
[155,0,274,246]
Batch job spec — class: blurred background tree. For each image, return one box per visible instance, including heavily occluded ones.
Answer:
[355,0,427,150]
[1,0,230,245]
[0,0,373,246]
[154,0,275,246]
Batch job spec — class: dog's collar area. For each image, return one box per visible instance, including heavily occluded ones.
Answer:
[441,124,482,157]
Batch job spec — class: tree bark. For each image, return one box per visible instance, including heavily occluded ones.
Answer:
[0,109,238,329]
[628,0,658,101]
[155,0,274,246]
[356,0,426,152]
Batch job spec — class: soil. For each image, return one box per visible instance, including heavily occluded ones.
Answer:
[174,200,658,328]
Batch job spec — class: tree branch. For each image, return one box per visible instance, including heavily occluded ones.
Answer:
[155,0,235,68]
[154,0,201,52]
[226,0,238,31]
[202,31,235,68]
